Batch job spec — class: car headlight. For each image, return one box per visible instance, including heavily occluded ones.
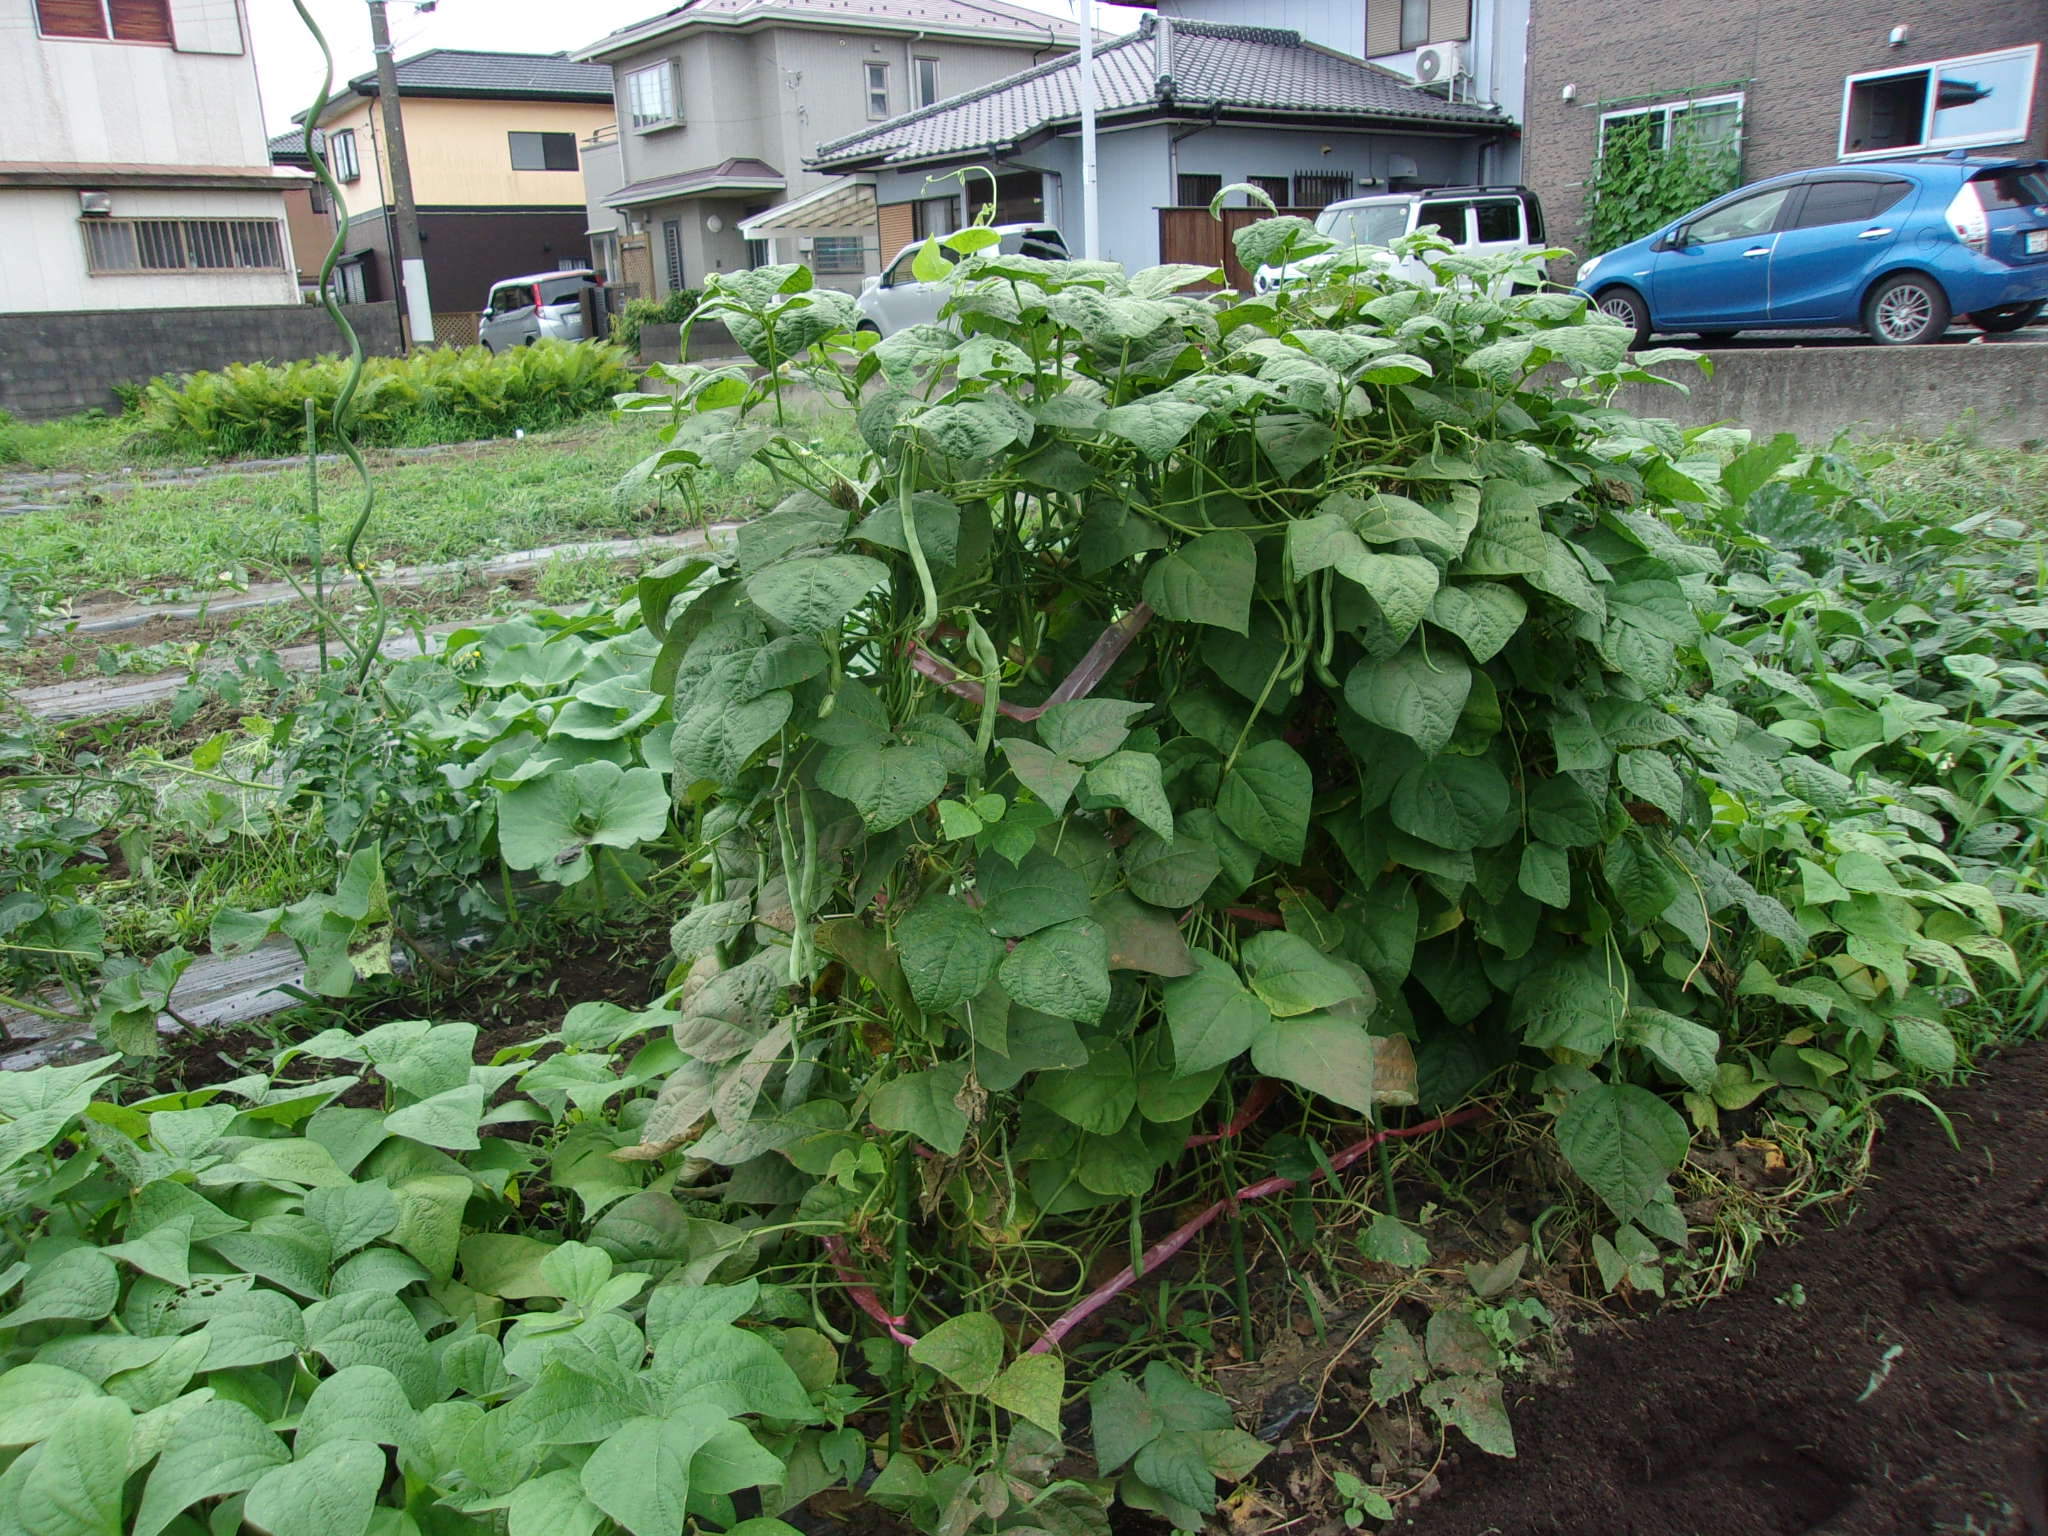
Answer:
[1574,254,1603,284]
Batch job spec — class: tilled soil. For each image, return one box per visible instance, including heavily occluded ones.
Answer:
[1396,1043,2048,1536]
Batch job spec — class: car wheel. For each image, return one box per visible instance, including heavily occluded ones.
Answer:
[1593,286,1651,349]
[1966,301,2043,334]
[856,321,881,336]
[1864,273,1950,345]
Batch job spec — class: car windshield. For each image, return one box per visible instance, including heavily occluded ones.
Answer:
[1315,204,1410,248]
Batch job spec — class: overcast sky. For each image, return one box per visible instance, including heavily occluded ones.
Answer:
[250,0,1149,134]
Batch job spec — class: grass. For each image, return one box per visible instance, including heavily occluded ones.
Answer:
[0,409,171,476]
[1861,433,2048,528]
[5,408,855,598]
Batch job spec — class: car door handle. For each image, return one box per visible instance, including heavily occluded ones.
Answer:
[1742,246,1771,258]
[1857,227,1895,239]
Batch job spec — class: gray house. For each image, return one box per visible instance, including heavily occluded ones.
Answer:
[572,0,1079,298]
[811,15,1518,284]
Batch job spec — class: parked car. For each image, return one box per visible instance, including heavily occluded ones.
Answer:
[855,224,1068,336]
[1252,185,1546,293]
[478,269,605,351]
[1575,155,2048,346]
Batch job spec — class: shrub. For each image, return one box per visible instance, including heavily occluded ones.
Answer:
[613,288,702,359]
[136,339,636,458]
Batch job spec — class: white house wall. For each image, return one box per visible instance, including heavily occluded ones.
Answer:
[3,186,297,311]
[0,0,269,167]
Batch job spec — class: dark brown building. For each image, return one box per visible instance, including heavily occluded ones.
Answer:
[1522,1,2047,257]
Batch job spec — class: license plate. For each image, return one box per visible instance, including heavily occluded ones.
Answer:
[2028,229,2048,255]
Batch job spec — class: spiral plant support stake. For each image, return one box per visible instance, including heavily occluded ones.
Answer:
[293,0,387,688]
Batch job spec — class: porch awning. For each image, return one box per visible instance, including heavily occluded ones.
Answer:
[739,178,875,239]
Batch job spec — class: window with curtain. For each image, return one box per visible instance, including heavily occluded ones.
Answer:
[36,0,171,43]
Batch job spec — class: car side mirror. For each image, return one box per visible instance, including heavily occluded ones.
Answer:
[1656,228,1685,252]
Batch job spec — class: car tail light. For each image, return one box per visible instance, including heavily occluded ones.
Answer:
[532,284,545,308]
[1945,183,1989,253]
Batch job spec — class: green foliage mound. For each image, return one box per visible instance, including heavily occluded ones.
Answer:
[138,341,635,458]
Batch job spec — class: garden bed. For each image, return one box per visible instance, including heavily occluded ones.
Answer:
[1394,1043,2048,1536]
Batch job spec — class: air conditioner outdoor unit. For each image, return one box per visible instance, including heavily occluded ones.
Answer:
[1412,41,1464,89]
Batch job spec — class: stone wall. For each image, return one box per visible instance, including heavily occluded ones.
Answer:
[0,303,403,421]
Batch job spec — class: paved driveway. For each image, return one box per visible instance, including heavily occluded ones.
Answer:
[1679,324,2047,349]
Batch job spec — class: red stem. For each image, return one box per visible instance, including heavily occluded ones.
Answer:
[1023,1103,1491,1355]
[820,1235,917,1346]
[1185,1077,1280,1148]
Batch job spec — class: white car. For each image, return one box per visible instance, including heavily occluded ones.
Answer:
[1253,186,1545,293]
[478,269,604,351]
[855,224,1068,337]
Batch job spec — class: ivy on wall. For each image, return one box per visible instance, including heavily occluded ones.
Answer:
[1585,105,1743,255]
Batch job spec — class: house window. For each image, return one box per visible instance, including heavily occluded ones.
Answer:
[912,194,959,240]
[628,59,680,130]
[308,182,330,215]
[1248,175,1291,207]
[865,61,890,120]
[914,56,940,108]
[1398,0,1430,50]
[326,128,361,183]
[1292,172,1352,210]
[509,132,579,171]
[1177,173,1222,208]
[35,0,171,43]
[83,218,286,274]
[1841,46,2040,158]
[1599,93,1745,157]
[812,235,865,273]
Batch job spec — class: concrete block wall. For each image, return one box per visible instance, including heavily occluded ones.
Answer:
[0,304,403,421]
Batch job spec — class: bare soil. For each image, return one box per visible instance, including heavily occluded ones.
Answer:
[1394,1043,2048,1536]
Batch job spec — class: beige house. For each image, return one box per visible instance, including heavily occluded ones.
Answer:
[574,0,1079,299]
[299,50,615,336]
[0,0,305,312]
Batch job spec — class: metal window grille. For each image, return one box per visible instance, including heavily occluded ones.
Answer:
[83,218,285,274]
[1291,173,1353,210]
[1177,173,1222,208]
[811,236,865,273]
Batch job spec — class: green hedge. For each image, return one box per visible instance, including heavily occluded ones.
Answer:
[137,339,636,458]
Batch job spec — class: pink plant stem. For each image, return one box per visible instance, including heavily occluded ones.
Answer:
[1024,1104,1492,1356]
[1185,1077,1280,1148]
[904,604,1155,721]
[821,1235,917,1346]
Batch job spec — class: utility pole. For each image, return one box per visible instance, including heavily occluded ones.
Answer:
[1078,0,1098,260]
[369,0,433,346]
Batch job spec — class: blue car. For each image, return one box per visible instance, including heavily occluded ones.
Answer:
[1574,153,2048,345]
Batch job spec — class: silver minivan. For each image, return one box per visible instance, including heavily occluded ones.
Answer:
[478,269,604,351]
[855,224,1068,337]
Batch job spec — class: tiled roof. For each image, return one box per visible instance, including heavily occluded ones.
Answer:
[268,130,312,164]
[813,17,1505,168]
[605,156,786,207]
[346,49,615,101]
[579,0,1077,61]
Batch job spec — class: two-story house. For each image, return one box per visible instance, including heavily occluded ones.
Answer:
[1521,0,2046,258]
[299,49,615,339]
[0,0,304,313]
[573,0,1080,298]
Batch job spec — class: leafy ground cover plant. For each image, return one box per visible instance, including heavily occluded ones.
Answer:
[137,341,636,459]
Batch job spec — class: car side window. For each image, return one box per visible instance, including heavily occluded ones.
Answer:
[882,250,915,288]
[1473,200,1521,243]
[1415,200,1470,242]
[1787,179,1909,230]
[488,286,523,314]
[1684,188,1793,245]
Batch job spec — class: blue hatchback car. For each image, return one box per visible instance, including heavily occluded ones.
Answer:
[1574,154,2048,345]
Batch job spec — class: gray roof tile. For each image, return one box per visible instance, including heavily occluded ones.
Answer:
[347,49,614,101]
[812,18,1505,168]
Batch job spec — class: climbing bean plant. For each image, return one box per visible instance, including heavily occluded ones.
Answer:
[610,214,2019,1500]
[1585,107,1743,254]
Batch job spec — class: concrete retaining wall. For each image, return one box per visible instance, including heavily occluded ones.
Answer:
[636,320,741,364]
[0,303,403,421]
[1610,342,2047,448]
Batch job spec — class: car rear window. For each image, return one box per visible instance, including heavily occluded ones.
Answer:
[1972,169,2048,208]
[536,277,591,306]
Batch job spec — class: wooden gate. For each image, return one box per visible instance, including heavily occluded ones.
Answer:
[1158,206,1319,291]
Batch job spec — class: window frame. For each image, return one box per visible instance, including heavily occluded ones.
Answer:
[627,58,681,132]
[913,56,940,109]
[1838,44,2041,160]
[508,131,579,172]
[864,60,891,121]
[34,0,172,45]
[1598,91,1746,155]
[81,217,288,275]
[811,235,866,274]
[327,128,361,184]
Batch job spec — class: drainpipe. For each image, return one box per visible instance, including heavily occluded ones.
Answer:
[1079,0,1099,259]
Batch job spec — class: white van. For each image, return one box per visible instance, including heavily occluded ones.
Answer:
[1253,186,1546,293]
